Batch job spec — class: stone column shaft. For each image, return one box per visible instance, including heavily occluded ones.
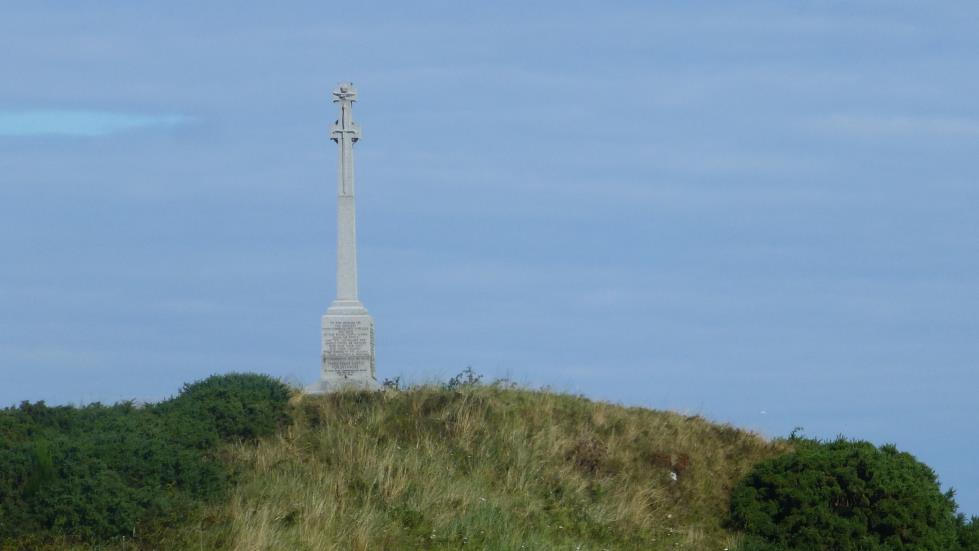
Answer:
[336,111,358,301]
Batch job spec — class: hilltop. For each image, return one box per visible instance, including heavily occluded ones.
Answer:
[159,381,786,550]
[7,374,972,550]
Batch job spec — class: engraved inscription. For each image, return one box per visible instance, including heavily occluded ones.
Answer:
[322,317,375,378]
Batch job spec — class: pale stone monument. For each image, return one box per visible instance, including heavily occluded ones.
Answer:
[307,82,377,393]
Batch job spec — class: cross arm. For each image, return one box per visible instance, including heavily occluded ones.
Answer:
[330,121,361,143]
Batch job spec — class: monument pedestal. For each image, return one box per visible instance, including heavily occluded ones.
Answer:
[308,300,377,393]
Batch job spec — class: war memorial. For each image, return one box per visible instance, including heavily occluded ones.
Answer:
[307,82,378,393]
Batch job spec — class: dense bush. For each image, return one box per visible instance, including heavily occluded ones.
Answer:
[154,372,292,444]
[959,516,979,550]
[731,437,966,550]
[0,373,291,546]
[734,536,789,551]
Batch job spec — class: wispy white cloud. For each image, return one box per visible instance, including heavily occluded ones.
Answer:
[0,110,192,137]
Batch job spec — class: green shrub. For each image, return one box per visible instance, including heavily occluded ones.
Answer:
[731,438,962,550]
[154,372,292,444]
[0,402,219,544]
[959,516,979,550]
[735,535,789,551]
[0,373,291,546]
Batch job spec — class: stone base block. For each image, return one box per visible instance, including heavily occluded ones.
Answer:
[308,304,377,393]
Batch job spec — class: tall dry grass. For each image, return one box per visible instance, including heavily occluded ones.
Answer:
[170,384,787,550]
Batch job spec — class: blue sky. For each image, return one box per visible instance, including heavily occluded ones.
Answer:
[1,2,977,514]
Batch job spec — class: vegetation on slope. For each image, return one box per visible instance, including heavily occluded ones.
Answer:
[732,438,974,550]
[0,373,291,549]
[178,377,788,550]
[3,371,974,550]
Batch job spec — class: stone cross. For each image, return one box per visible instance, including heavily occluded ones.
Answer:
[308,82,377,393]
[331,83,362,304]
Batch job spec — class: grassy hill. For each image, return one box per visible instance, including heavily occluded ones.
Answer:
[6,374,974,550]
[148,382,786,550]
